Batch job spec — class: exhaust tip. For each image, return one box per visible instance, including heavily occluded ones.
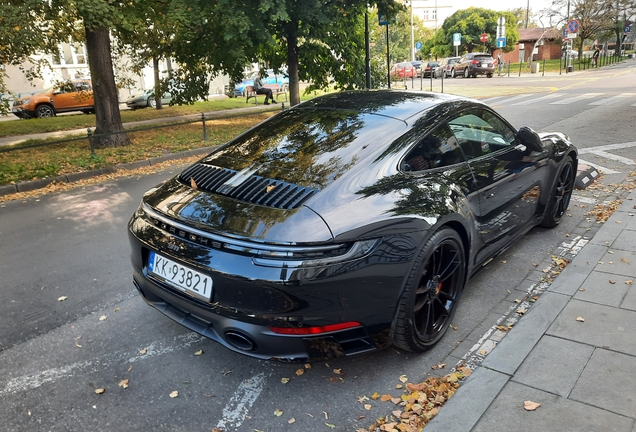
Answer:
[225,331,256,351]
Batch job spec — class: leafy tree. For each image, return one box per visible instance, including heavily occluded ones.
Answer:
[549,0,608,55]
[509,7,541,28]
[113,1,190,109]
[430,8,519,57]
[0,0,58,114]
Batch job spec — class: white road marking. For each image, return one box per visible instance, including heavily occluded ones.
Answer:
[492,94,536,105]
[589,93,636,106]
[576,141,636,175]
[0,332,204,397]
[512,93,562,105]
[570,195,598,204]
[578,158,620,175]
[215,372,269,430]
[481,96,507,104]
[550,93,602,105]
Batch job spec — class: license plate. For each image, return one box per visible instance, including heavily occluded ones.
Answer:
[148,251,213,301]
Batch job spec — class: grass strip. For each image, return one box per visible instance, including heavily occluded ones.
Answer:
[0,112,272,186]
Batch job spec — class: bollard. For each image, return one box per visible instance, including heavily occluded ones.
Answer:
[282,102,285,110]
[542,59,545,76]
[441,70,444,93]
[87,127,95,157]
[201,112,208,142]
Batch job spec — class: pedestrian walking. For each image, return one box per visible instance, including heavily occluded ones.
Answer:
[593,47,600,67]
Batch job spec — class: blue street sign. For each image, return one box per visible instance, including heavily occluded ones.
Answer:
[453,33,461,46]
[625,23,632,33]
[379,14,395,26]
[415,41,423,50]
[562,28,568,38]
[497,37,507,48]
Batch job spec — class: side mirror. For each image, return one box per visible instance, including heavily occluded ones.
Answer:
[516,126,543,153]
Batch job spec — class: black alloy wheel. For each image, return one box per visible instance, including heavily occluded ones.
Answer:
[394,228,466,352]
[540,156,575,228]
[35,104,54,118]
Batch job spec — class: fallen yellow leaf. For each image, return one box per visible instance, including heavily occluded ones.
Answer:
[281,377,290,384]
[304,363,312,369]
[169,391,179,398]
[576,316,585,322]
[364,404,372,410]
[274,409,283,417]
[524,400,541,411]
[288,418,296,424]
[399,374,408,383]
[380,394,393,402]
[57,296,67,302]
[118,379,129,389]
[333,368,342,375]
[194,350,203,356]
[95,388,105,394]
[99,315,107,321]
[139,348,147,355]
[295,368,305,376]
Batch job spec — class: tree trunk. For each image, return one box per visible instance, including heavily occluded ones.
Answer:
[153,56,163,110]
[287,32,300,107]
[85,26,130,148]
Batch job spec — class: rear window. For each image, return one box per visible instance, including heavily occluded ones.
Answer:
[475,56,493,61]
[202,108,406,189]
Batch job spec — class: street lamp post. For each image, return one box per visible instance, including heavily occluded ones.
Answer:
[410,1,415,61]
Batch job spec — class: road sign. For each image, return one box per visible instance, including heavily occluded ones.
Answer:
[562,28,568,38]
[480,33,489,43]
[625,22,632,33]
[415,41,423,51]
[453,33,461,46]
[497,37,506,48]
[567,20,579,33]
[379,14,395,26]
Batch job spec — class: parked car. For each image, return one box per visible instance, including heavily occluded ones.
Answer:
[562,49,579,59]
[233,69,289,97]
[390,62,416,79]
[455,53,496,78]
[435,56,461,78]
[128,90,577,362]
[422,61,439,78]
[411,61,422,77]
[11,80,94,119]
[126,89,173,109]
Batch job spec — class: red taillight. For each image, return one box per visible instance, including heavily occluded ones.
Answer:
[269,321,362,335]
[471,60,479,64]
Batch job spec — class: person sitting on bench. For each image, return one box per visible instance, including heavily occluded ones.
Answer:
[254,71,278,105]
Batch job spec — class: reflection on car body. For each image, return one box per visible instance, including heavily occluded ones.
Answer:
[128,90,577,362]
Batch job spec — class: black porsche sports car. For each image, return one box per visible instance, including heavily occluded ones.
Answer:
[128,90,577,362]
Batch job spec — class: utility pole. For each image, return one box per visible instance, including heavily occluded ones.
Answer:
[410,0,415,61]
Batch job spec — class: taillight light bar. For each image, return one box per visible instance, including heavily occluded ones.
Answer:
[270,322,362,335]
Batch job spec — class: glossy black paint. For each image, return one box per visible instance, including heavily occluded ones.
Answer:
[128,90,577,362]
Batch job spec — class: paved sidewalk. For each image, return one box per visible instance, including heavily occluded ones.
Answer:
[427,190,636,432]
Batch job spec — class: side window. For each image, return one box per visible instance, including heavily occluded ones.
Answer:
[401,123,465,172]
[74,82,91,92]
[448,110,516,161]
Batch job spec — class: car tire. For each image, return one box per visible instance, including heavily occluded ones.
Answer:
[451,69,456,78]
[487,73,493,78]
[35,104,54,118]
[464,68,469,78]
[393,228,466,352]
[148,98,157,108]
[540,156,575,228]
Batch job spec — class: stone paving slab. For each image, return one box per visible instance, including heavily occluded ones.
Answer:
[547,300,636,355]
[481,291,569,375]
[575,270,633,307]
[424,367,510,432]
[512,335,594,398]
[471,381,634,432]
[548,243,606,296]
[570,348,636,418]
[596,250,636,277]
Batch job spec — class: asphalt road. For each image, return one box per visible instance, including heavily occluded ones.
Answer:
[1,62,635,431]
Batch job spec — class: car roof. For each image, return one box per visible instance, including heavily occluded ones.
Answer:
[297,90,462,121]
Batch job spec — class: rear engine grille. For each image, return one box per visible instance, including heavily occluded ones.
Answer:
[179,163,318,210]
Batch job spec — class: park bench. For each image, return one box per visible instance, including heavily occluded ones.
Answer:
[245,84,288,105]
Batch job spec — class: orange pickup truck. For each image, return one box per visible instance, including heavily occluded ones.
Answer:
[12,80,94,119]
